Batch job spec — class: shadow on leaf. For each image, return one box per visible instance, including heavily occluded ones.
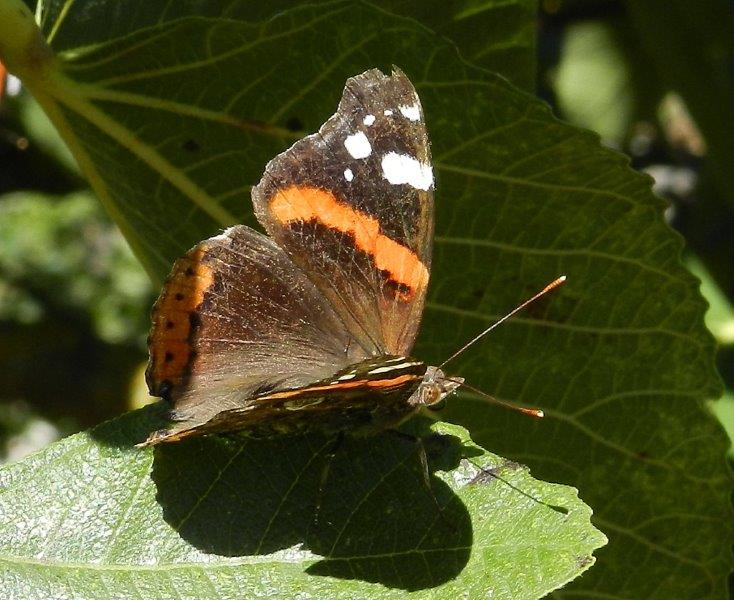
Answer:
[148,418,473,590]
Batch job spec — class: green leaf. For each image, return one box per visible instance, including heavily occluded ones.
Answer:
[710,393,734,459]
[0,410,605,598]
[0,190,152,343]
[377,0,537,90]
[10,0,537,281]
[0,0,729,598]
[36,0,537,91]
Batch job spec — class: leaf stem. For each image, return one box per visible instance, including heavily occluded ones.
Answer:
[0,0,54,80]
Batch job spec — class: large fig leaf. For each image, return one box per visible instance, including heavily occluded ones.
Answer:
[0,411,605,598]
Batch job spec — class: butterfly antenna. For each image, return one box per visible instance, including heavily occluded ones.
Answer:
[445,377,544,418]
[438,275,567,370]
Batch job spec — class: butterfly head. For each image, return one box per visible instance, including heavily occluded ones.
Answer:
[411,366,464,409]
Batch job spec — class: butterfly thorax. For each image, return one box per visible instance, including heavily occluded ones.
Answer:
[248,358,462,433]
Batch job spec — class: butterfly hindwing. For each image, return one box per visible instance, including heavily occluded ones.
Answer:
[146,225,371,440]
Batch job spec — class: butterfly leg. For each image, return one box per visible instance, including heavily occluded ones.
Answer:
[312,431,345,528]
[385,429,445,515]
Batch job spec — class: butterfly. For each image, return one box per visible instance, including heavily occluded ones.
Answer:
[140,68,560,447]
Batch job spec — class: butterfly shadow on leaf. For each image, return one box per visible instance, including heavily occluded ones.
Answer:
[148,416,476,591]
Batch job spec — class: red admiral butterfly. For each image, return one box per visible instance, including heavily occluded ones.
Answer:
[141,68,563,446]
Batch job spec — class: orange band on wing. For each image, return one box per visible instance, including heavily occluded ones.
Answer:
[261,373,420,402]
[269,186,428,298]
[148,245,214,388]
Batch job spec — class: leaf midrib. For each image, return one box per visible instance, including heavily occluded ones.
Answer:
[0,545,477,573]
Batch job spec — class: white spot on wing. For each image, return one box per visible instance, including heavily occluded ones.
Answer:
[383,109,393,116]
[367,362,423,375]
[381,152,434,190]
[208,226,237,242]
[399,104,421,121]
[344,131,371,159]
[363,114,375,126]
[337,372,357,381]
[344,168,354,182]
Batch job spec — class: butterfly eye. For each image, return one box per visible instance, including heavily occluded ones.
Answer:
[422,383,442,406]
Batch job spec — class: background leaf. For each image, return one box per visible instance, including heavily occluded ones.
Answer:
[0,0,730,597]
[0,411,605,598]
[37,0,537,90]
[26,0,538,281]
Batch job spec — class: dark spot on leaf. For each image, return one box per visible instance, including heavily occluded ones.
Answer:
[635,450,650,460]
[285,116,303,131]
[576,554,594,569]
[470,464,570,515]
[182,138,200,152]
[470,468,499,485]
[551,504,570,515]
[470,461,523,484]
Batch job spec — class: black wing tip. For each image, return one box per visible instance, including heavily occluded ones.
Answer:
[347,65,414,91]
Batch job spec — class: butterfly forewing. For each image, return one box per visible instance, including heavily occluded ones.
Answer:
[252,68,434,357]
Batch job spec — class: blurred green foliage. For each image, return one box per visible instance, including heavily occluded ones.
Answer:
[0,93,153,458]
[0,190,151,341]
